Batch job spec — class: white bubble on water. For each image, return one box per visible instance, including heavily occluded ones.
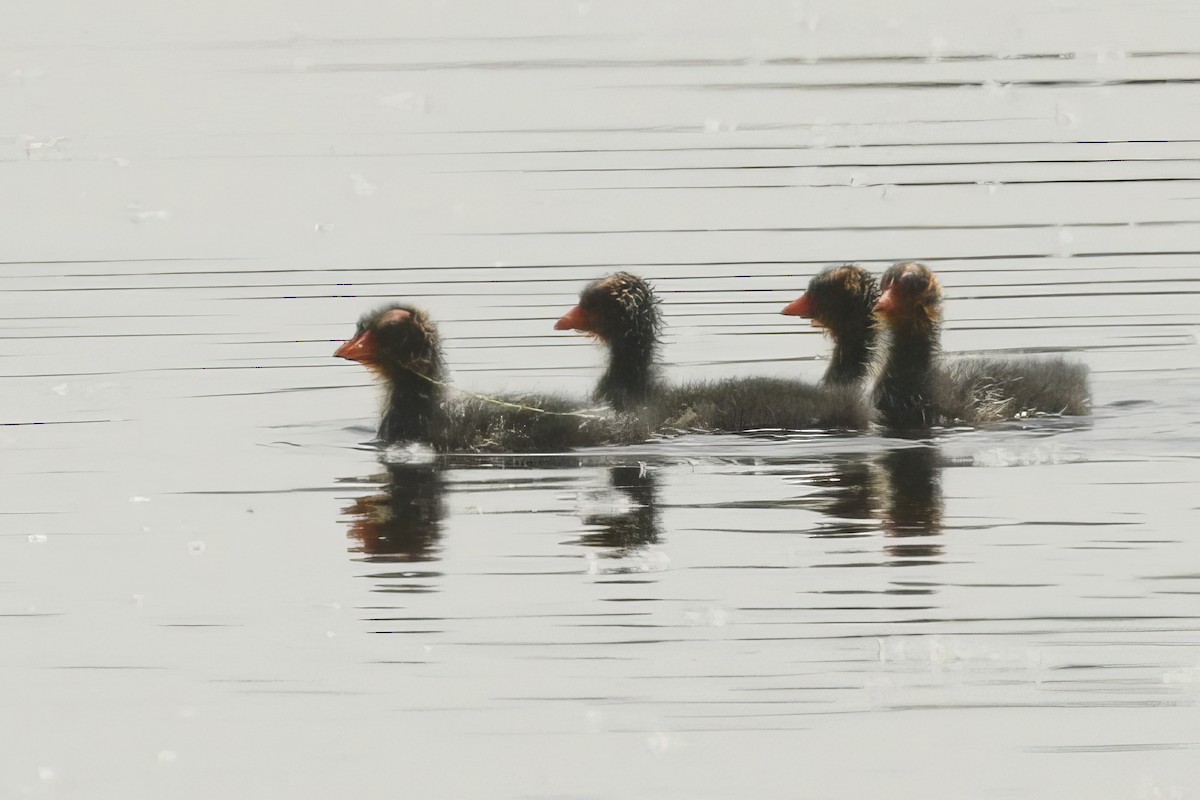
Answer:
[128,205,169,223]
[1055,226,1076,257]
[1056,103,1079,128]
[645,732,681,754]
[24,135,68,159]
[969,445,1082,468]
[683,606,729,627]
[11,67,46,84]
[350,173,376,197]
[1137,776,1185,800]
[637,549,671,572]
[1162,663,1200,685]
[927,36,949,62]
[380,91,427,113]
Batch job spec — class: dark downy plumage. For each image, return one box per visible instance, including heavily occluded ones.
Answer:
[781,264,881,386]
[650,377,869,432]
[938,357,1091,422]
[872,262,1091,429]
[653,263,885,432]
[873,262,943,429]
[337,303,651,452]
[554,272,662,411]
[335,305,446,442]
[556,270,875,431]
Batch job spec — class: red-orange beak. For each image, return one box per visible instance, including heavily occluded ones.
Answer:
[554,304,594,333]
[875,285,901,318]
[335,330,379,364]
[781,293,814,318]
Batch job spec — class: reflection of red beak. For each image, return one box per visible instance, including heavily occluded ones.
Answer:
[554,304,594,333]
[781,293,814,318]
[335,330,378,364]
[875,285,901,317]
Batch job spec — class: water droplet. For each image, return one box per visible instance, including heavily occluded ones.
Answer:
[128,206,169,224]
[380,91,427,113]
[707,607,730,627]
[645,732,679,753]
[1055,104,1079,128]
[350,173,376,197]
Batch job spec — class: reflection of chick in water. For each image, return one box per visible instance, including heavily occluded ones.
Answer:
[342,465,445,562]
[793,458,877,538]
[875,446,944,562]
[795,446,944,558]
[578,465,662,554]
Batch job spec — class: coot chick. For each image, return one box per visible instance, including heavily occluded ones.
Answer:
[337,303,650,452]
[651,264,880,432]
[657,263,883,431]
[661,264,882,432]
[781,264,881,386]
[554,271,662,411]
[873,262,943,429]
[335,305,444,443]
[556,271,873,431]
[872,262,1091,429]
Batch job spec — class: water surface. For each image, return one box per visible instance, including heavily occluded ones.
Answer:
[4,2,1200,798]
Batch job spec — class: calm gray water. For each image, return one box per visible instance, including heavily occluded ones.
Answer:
[4,2,1200,798]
